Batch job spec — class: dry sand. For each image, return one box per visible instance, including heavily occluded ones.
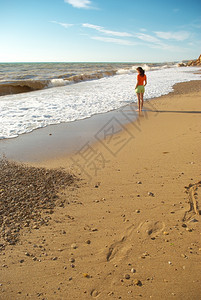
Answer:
[1,80,201,299]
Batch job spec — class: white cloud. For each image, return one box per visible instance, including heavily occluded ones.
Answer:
[51,21,74,28]
[64,0,92,9]
[134,32,187,52]
[135,33,160,43]
[145,40,187,52]
[91,36,135,46]
[154,31,190,41]
[82,23,133,37]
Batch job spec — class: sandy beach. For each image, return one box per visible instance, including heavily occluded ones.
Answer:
[1,79,201,299]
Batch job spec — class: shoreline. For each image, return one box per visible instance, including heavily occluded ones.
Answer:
[1,79,201,299]
[1,79,201,163]
[1,66,200,148]
[0,102,139,162]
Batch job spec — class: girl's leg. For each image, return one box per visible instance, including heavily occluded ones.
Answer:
[136,93,140,111]
[140,93,144,110]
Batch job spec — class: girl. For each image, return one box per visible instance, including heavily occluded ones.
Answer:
[135,67,147,112]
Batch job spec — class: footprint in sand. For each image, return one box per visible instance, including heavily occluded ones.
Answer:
[137,220,165,239]
[183,181,201,221]
[106,236,127,262]
[106,223,138,263]
[105,220,165,263]
[90,289,101,298]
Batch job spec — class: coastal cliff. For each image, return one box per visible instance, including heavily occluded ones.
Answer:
[187,54,201,66]
[178,54,201,67]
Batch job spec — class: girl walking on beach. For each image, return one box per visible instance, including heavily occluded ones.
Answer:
[135,67,147,112]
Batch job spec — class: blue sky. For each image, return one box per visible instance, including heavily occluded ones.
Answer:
[1,0,201,62]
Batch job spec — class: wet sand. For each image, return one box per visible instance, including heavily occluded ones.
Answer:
[0,80,201,299]
[0,103,139,162]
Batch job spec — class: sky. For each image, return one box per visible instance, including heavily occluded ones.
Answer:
[0,0,201,63]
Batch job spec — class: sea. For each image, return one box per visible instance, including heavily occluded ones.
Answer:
[0,62,200,139]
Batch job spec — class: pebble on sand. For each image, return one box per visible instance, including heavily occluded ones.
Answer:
[182,224,187,228]
[134,279,142,286]
[186,228,192,232]
[124,274,130,280]
[33,225,39,230]
[91,228,98,232]
[69,258,75,263]
[148,192,155,197]
[19,259,24,263]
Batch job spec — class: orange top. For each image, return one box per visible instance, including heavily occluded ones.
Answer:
[137,74,146,86]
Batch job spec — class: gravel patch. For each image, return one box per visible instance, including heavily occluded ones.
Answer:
[0,158,75,247]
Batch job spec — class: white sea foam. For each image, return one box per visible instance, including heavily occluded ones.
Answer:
[0,67,200,139]
[116,68,132,75]
[141,64,151,71]
[48,78,70,88]
[116,63,173,75]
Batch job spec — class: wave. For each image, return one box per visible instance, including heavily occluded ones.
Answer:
[47,78,70,88]
[0,66,199,140]
[0,63,179,96]
[66,70,116,82]
[115,63,175,75]
[0,71,118,96]
[0,80,49,96]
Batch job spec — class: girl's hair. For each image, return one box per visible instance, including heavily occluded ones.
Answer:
[136,67,145,76]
